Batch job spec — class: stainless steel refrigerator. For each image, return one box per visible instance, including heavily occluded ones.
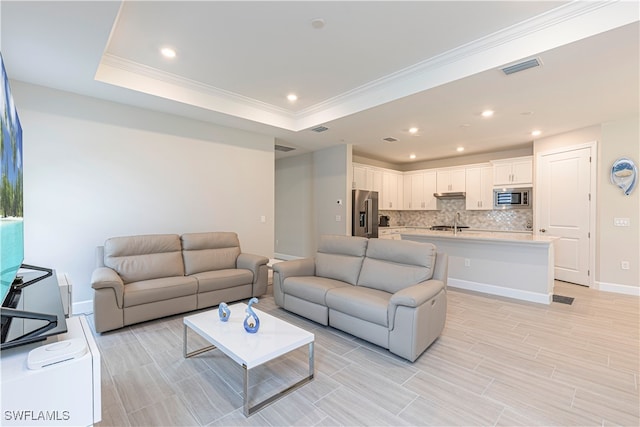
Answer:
[352,189,379,238]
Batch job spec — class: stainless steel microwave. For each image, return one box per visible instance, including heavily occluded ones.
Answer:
[493,187,531,209]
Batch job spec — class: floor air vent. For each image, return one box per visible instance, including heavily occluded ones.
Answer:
[274,144,295,152]
[310,126,329,133]
[501,57,542,75]
[552,294,574,305]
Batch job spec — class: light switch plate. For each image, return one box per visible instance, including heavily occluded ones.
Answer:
[614,218,630,227]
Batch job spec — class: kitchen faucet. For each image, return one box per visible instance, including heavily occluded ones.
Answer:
[454,211,461,235]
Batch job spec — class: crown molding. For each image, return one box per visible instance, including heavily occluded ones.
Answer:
[96,1,637,133]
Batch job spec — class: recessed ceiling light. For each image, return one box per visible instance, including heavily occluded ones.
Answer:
[531,130,542,137]
[456,147,465,152]
[160,47,176,58]
[287,94,298,102]
[481,110,494,118]
[520,111,534,116]
[409,127,418,134]
[459,123,471,128]
[409,154,417,159]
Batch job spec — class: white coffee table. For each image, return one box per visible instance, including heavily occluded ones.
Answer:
[183,302,314,416]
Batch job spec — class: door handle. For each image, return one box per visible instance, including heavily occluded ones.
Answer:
[539,228,546,233]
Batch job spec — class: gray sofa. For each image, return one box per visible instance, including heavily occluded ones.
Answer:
[273,235,448,362]
[91,232,268,333]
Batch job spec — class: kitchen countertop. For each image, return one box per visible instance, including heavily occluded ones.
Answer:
[381,226,557,245]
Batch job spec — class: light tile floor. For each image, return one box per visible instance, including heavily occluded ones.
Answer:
[90,281,639,426]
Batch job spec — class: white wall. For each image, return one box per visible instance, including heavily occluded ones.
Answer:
[275,145,351,258]
[599,117,639,291]
[314,145,351,239]
[12,82,275,310]
[274,153,315,258]
[534,120,640,293]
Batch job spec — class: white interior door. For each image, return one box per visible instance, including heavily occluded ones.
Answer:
[537,146,593,286]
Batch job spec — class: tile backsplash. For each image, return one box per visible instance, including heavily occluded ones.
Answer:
[381,199,533,231]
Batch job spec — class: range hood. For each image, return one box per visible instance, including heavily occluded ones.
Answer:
[433,192,466,199]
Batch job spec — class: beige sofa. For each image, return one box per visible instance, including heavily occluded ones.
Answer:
[91,232,268,333]
[273,235,448,362]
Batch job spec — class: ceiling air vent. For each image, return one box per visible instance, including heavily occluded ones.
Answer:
[383,137,398,143]
[501,57,542,75]
[274,144,295,152]
[310,125,329,133]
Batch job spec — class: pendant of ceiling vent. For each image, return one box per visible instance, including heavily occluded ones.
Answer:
[501,57,542,75]
[383,137,398,143]
[275,144,295,152]
[310,125,329,133]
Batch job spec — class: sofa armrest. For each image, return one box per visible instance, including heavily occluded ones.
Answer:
[237,253,269,282]
[433,252,448,286]
[388,280,445,329]
[272,258,315,280]
[272,258,315,307]
[91,267,124,308]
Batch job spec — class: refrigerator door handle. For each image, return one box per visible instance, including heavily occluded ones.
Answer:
[365,198,373,235]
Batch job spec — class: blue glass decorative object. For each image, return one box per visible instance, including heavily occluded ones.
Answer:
[218,302,230,322]
[243,298,260,333]
[610,157,637,196]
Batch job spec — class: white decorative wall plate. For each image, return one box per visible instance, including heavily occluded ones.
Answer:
[610,157,637,195]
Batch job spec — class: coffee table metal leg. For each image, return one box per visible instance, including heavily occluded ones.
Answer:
[183,324,217,358]
[242,342,315,417]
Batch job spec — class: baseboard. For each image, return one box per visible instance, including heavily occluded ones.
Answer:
[73,299,93,315]
[273,253,303,261]
[448,278,552,305]
[594,281,640,296]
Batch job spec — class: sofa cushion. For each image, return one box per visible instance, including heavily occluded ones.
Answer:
[326,286,391,327]
[123,276,198,307]
[358,239,436,294]
[104,234,185,284]
[181,232,241,275]
[316,235,368,285]
[283,276,350,305]
[192,269,254,292]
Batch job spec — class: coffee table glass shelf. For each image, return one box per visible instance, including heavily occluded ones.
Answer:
[183,302,315,416]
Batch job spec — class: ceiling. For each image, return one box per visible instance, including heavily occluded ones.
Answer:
[1,1,638,165]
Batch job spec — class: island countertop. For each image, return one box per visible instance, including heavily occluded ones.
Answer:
[397,228,558,245]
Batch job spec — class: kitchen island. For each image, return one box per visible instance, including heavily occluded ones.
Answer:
[398,228,557,304]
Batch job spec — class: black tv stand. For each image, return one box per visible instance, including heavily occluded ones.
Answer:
[1,268,67,349]
[12,264,53,290]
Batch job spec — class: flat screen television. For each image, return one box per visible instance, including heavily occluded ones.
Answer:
[1,52,67,349]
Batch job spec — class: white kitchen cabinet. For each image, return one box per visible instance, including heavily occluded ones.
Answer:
[382,170,403,210]
[436,167,466,193]
[404,171,437,210]
[353,163,383,190]
[465,164,494,210]
[353,164,368,190]
[492,156,533,186]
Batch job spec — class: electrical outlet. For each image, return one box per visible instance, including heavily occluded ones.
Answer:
[335,215,341,222]
[260,215,266,223]
[621,260,630,270]
[464,258,471,267]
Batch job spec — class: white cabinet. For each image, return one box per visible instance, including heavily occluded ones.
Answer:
[353,164,368,190]
[353,163,382,191]
[382,170,403,210]
[436,167,466,193]
[466,165,494,210]
[492,156,533,186]
[1,316,101,426]
[404,171,437,210]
